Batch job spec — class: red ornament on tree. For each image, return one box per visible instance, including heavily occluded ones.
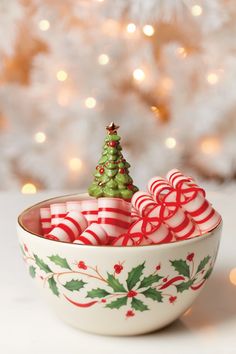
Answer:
[109,141,117,147]
[119,168,125,174]
[99,168,105,174]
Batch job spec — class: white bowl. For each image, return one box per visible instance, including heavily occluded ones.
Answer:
[17,193,222,336]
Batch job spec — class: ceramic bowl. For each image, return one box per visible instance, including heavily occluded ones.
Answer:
[17,193,222,336]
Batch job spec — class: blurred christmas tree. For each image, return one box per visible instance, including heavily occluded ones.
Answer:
[0,0,236,192]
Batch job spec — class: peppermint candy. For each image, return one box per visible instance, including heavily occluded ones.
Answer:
[74,223,108,246]
[40,207,52,235]
[131,191,157,216]
[97,197,131,240]
[81,199,98,225]
[50,203,67,226]
[66,201,82,213]
[45,211,88,242]
[167,169,221,233]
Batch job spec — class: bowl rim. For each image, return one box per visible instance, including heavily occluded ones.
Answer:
[17,192,222,250]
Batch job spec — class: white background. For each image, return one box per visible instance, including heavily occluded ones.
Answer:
[0,189,236,354]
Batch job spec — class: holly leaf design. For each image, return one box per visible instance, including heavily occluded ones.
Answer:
[106,296,127,309]
[107,273,126,292]
[170,260,190,278]
[48,255,71,270]
[196,256,210,273]
[138,274,162,289]
[87,288,110,298]
[29,265,36,278]
[63,279,86,292]
[131,298,149,312]
[176,279,194,293]
[34,255,52,273]
[48,277,59,296]
[126,262,145,290]
[142,287,163,302]
[203,267,213,280]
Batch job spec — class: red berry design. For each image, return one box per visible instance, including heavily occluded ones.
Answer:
[127,184,133,190]
[109,141,117,147]
[127,290,137,298]
[163,277,168,282]
[126,310,135,317]
[156,263,161,271]
[119,168,125,174]
[101,299,106,303]
[169,296,177,304]
[99,168,105,174]
[114,264,123,274]
[187,253,194,262]
[78,261,87,270]
[24,244,28,253]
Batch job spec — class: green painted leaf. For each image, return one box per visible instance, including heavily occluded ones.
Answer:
[170,259,190,278]
[48,255,71,270]
[48,277,59,296]
[131,297,149,312]
[87,288,110,298]
[107,273,126,292]
[126,263,145,290]
[176,279,194,293]
[197,256,210,273]
[139,274,163,289]
[29,265,36,278]
[203,267,213,280]
[106,296,127,309]
[34,255,52,273]
[63,279,86,292]
[142,287,163,302]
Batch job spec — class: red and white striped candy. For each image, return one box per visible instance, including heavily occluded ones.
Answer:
[81,199,98,225]
[166,169,197,189]
[74,223,108,246]
[66,201,82,213]
[131,207,140,223]
[148,176,173,203]
[97,197,131,240]
[128,216,175,245]
[147,193,197,240]
[50,203,67,226]
[131,191,156,216]
[40,207,52,236]
[167,169,221,233]
[112,233,139,247]
[45,211,88,243]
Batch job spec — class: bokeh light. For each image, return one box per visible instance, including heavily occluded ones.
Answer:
[85,97,97,108]
[21,183,37,194]
[34,132,46,143]
[56,70,68,82]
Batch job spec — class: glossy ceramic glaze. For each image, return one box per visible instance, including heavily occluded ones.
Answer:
[17,193,222,336]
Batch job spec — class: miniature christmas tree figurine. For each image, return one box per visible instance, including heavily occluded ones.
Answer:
[88,122,138,199]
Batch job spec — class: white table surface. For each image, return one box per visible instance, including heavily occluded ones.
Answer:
[0,190,236,354]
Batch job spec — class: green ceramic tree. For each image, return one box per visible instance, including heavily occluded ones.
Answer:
[88,122,138,199]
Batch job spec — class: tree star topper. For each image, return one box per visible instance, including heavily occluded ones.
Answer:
[106,122,120,135]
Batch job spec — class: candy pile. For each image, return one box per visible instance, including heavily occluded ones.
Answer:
[39,169,221,246]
